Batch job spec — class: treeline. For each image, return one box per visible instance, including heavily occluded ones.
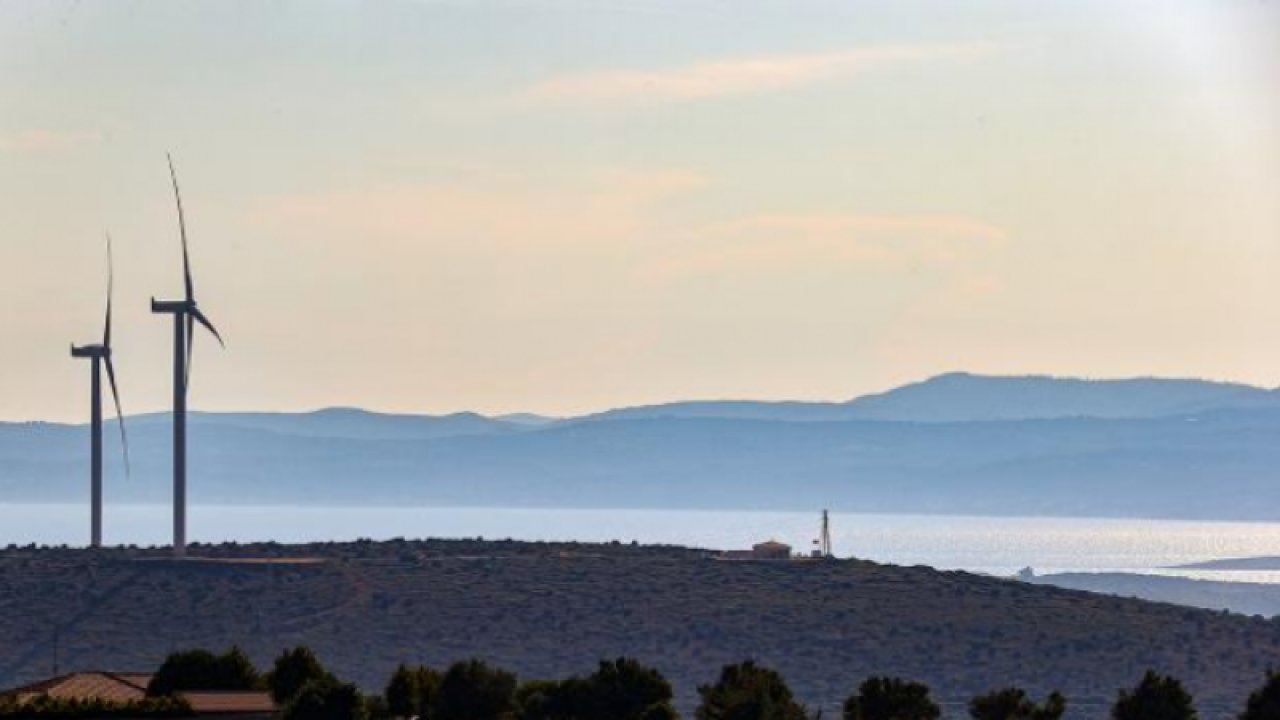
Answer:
[5,646,1280,720]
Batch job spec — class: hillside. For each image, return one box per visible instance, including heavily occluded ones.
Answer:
[124,408,519,440]
[841,373,1274,422]
[0,541,1276,719]
[1172,557,1280,571]
[5,407,1280,520]
[1030,572,1280,617]
[6,373,1280,520]
[580,373,1275,423]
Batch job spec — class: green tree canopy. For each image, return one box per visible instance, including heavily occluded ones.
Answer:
[582,657,675,720]
[640,704,680,720]
[1112,671,1197,720]
[969,688,1066,720]
[843,677,940,720]
[266,646,335,705]
[385,664,442,719]
[516,659,675,720]
[1238,671,1280,720]
[147,647,261,697]
[695,660,809,720]
[283,677,368,720]
[435,659,518,720]
[516,678,588,720]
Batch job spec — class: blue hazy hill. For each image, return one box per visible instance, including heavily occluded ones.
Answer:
[124,407,519,439]
[581,373,1272,423]
[4,373,1279,520]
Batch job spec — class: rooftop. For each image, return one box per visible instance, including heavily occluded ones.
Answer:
[2,671,148,704]
[1,672,278,715]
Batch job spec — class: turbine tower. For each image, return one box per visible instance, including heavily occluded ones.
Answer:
[151,154,224,557]
[70,235,129,548]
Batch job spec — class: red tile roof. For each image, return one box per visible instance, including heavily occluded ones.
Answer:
[2,671,149,704]
[179,691,278,714]
[2,673,278,715]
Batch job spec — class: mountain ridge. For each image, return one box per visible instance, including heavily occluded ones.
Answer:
[6,372,1280,522]
[579,372,1276,424]
[17,372,1277,431]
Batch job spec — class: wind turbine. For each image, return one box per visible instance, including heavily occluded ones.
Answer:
[70,235,129,548]
[151,153,224,557]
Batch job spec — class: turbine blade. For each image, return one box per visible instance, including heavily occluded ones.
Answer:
[103,233,113,348]
[167,153,194,302]
[104,355,130,477]
[191,307,225,348]
[185,312,195,390]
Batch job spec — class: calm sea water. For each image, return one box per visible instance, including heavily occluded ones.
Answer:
[3,504,1280,583]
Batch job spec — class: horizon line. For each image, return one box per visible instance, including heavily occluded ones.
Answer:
[5,370,1275,426]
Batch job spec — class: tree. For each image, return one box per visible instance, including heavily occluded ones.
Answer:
[641,704,680,720]
[1112,671,1197,720]
[517,659,675,720]
[696,660,809,720]
[147,647,261,697]
[843,677,940,720]
[221,647,260,688]
[284,677,368,720]
[969,688,1066,720]
[266,646,335,705]
[581,657,676,720]
[385,664,441,719]
[1238,671,1280,720]
[435,659,518,720]
[517,679,585,720]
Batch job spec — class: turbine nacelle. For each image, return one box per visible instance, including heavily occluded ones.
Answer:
[70,344,109,359]
[150,298,196,314]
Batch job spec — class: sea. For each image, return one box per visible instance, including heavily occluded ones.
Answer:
[3,504,1280,584]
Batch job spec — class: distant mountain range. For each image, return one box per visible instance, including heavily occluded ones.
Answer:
[4,372,1279,520]
[580,372,1278,423]
[124,407,518,440]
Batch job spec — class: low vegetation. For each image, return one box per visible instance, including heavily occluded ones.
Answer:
[2,539,1280,715]
[0,696,191,718]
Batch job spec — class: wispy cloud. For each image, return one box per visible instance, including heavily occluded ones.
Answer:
[646,213,1008,280]
[251,167,708,263]
[255,173,1004,292]
[0,129,102,154]
[520,43,998,106]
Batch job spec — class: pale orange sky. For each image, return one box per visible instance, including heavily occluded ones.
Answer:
[1,0,1277,422]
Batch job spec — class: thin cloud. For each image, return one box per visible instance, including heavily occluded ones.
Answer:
[520,43,998,106]
[251,167,708,260]
[0,129,102,154]
[646,213,1008,280]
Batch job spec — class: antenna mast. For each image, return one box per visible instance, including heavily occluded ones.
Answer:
[820,509,832,558]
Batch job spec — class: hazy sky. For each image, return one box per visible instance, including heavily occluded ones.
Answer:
[2,0,1277,421]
